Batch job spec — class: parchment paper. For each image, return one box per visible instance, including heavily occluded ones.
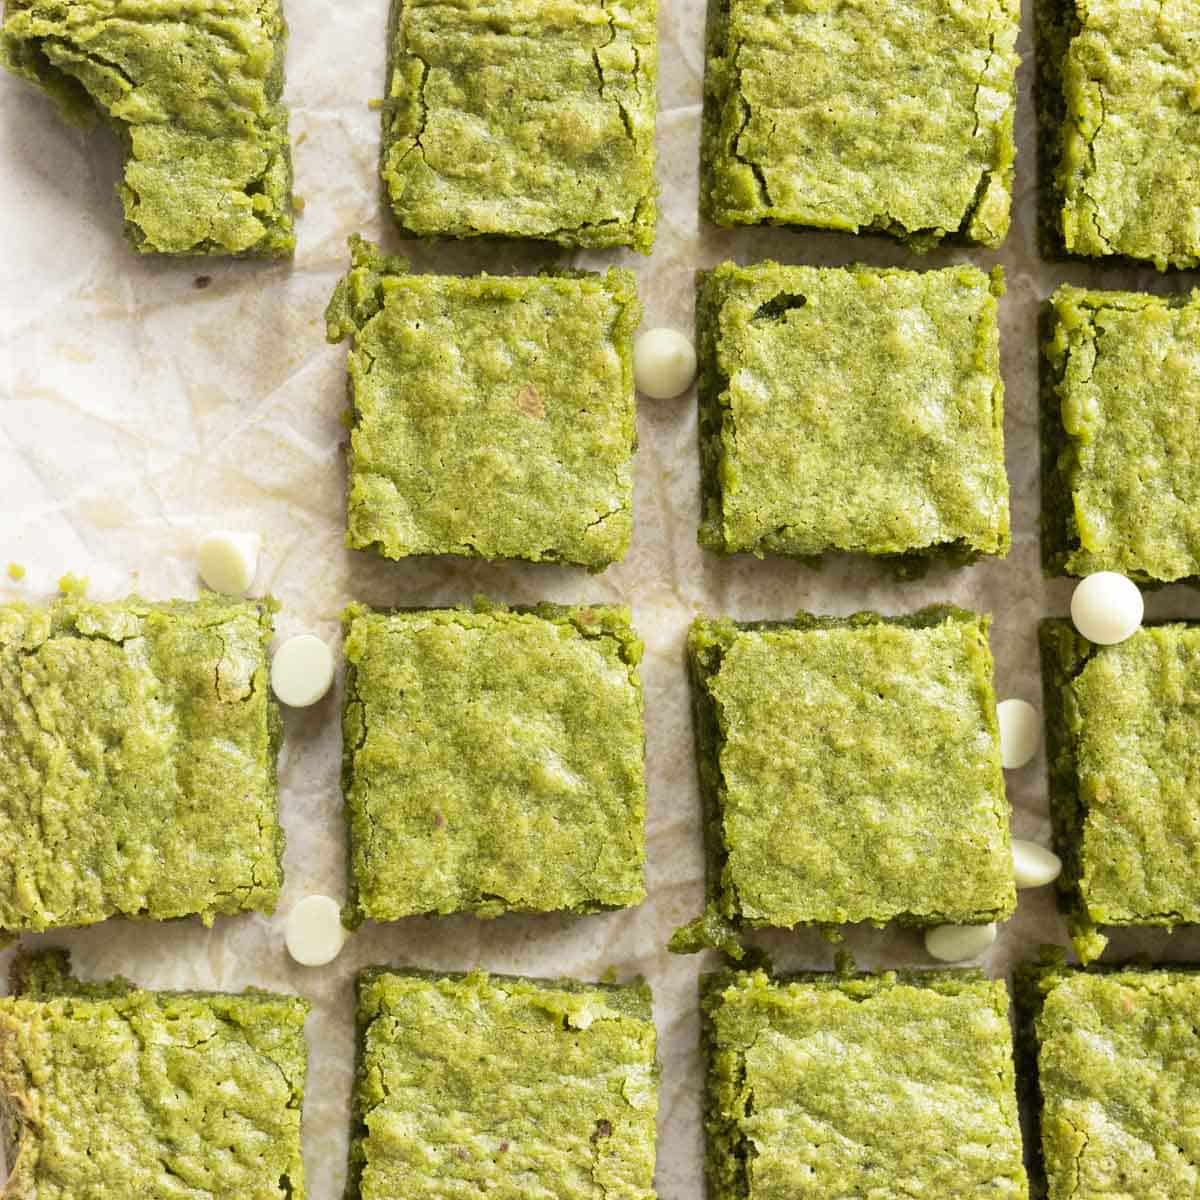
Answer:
[3,0,1200,1193]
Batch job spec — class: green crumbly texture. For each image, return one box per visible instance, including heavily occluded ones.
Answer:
[348,968,658,1200]
[671,607,1015,955]
[696,261,1010,566]
[1,0,294,256]
[1042,285,1200,582]
[1040,620,1200,965]
[702,968,1029,1199]
[0,593,284,933]
[342,601,646,923]
[0,949,308,1199]
[380,0,657,251]
[700,0,1019,247]
[327,237,641,571]
[1018,956,1200,1200]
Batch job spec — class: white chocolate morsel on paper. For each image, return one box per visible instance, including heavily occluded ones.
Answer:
[285,895,346,966]
[1011,840,1062,889]
[633,327,697,399]
[924,922,998,962]
[1070,572,1143,645]
[997,698,1040,769]
[197,530,261,596]
[271,634,334,707]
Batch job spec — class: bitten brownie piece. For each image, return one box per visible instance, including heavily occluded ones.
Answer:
[1,0,294,256]
[348,968,658,1200]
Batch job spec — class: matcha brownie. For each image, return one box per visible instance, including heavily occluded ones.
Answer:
[703,967,1029,1198]
[2,0,294,256]
[380,0,657,251]
[1040,620,1200,964]
[696,262,1010,567]
[342,600,646,923]
[1042,285,1200,582]
[1037,0,1200,268]
[0,591,284,933]
[0,949,308,1198]
[327,238,640,570]
[672,607,1015,955]
[349,968,657,1200]
[1017,954,1200,1200]
[701,0,1019,247]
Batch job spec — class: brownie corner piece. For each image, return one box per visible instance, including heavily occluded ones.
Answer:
[0,951,308,1198]
[695,261,1009,566]
[1,0,294,256]
[1039,617,1200,964]
[1036,0,1200,268]
[701,966,1028,1198]
[341,601,646,924]
[327,240,639,570]
[349,968,658,1200]
[380,0,657,251]
[700,0,1019,247]
[0,593,283,935]
[673,606,1014,953]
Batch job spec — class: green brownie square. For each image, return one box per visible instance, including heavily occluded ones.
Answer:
[1040,620,1200,964]
[342,601,646,923]
[701,0,1019,247]
[326,238,640,571]
[0,591,284,934]
[1037,0,1200,268]
[0,949,308,1199]
[1018,956,1200,1200]
[2,0,293,256]
[696,262,1010,565]
[349,968,658,1200]
[702,967,1028,1199]
[380,0,657,251]
[671,607,1015,956]
[1041,285,1200,582]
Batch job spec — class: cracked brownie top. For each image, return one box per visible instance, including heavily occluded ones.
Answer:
[380,0,658,251]
[0,591,284,933]
[326,237,641,571]
[341,601,646,923]
[349,968,658,1200]
[1,0,294,256]
[700,0,1020,247]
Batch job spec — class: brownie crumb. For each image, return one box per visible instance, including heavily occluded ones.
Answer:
[591,1120,613,1142]
[194,275,212,290]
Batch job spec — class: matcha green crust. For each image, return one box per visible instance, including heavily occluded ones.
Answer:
[327,237,640,570]
[1041,285,1200,582]
[1040,620,1200,965]
[1036,0,1200,269]
[1,0,294,256]
[671,607,1015,955]
[695,261,1010,567]
[1016,953,1200,1200]
[702,967,1028,1199]
[342,600,646,924]
[0,949,308,1199]
[348,968,658,1200]
[700,0,1019,248]
[380,0,657,251]
[0,593,284,933]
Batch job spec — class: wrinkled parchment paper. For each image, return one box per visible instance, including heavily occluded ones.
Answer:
[3,0,1200,1193]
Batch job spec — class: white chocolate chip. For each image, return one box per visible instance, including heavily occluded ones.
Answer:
[1070,571,1143,645]
[197,530,261,596]
[271,634,334,707]
[285,895,346,966]
[924,922,998,962]
[997,698,1040,769]
[633,327,697,399]
[1011,840,1062,889]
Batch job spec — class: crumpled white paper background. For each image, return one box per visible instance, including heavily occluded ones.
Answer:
[2,0,1199,1194]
